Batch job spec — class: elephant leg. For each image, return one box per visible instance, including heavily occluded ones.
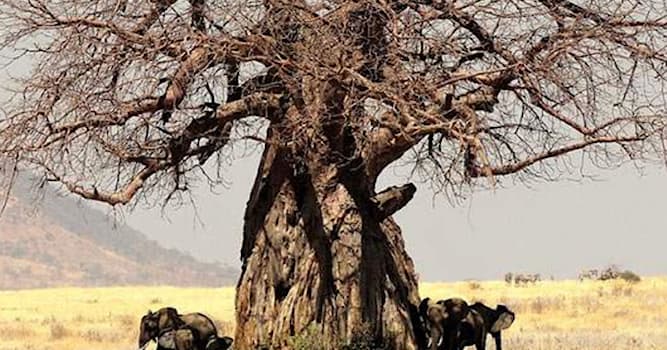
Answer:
[476,339,485,350]
[478,329,488,350]
[174,329,195,350]
[442,331,457,350]
[492,332,501,350]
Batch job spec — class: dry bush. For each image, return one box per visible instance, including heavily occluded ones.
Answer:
[81,329,105,342]
[288,325,329,350]
[619,270,642,284]
[467,281,482,290]
[49,322,69,340]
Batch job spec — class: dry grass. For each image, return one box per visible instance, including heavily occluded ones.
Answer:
[0,278,665,350]
[0,287,235,350]
[421,277,667,350]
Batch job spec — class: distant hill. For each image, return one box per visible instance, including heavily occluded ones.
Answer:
[0,176,238,289]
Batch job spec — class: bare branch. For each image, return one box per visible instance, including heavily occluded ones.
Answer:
[474,135,650,177]
[0,0,665,205]
[372,183,417,220]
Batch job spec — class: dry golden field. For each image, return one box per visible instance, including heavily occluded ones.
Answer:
[0,278,665,350]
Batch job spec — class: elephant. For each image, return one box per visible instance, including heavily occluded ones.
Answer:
[455,308,486,350]
[456,303,515,350]
[418,297,471,350]
[138,307,233,350]
[513,273,540,286]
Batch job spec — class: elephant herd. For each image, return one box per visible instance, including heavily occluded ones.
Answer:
[138,307,233,350]
[504,273,541,286]
[418,298,515,350]
[138,301,514,350]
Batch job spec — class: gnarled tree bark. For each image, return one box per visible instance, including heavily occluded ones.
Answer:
[235,128,424,349]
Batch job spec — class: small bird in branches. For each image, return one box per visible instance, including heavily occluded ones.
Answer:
[157,77,173,123]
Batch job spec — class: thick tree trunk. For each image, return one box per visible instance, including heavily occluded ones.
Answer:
[234,136,424,349]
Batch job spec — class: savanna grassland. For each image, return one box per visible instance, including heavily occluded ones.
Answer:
[0,278,665,350]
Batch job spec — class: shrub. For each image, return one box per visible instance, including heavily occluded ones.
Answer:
[467,281,482,290]
[49,323,69,340]
[288,325,328,350]
[618,270,641,283]
[341,324,392,350]
[81,329,104,342]
[288,323,393,350]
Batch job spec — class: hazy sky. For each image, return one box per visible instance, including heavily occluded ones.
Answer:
[121,152,667,282]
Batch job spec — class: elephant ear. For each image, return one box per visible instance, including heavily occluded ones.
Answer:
[491,306,515,332]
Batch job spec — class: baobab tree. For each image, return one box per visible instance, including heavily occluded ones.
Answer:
[1,0,666,348]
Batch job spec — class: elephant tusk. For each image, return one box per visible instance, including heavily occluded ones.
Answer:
[426,338,432,348]
[437,335,443,347]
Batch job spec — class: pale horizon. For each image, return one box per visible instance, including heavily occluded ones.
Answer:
[115,152,667,283]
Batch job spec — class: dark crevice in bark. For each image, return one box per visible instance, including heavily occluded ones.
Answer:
[240,128,288,270]
[275,281,290,302]
[291,165,335,323]
[341,173,412,343]
[337,125,421,346]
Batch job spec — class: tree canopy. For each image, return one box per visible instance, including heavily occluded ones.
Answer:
[1,0,665,205]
